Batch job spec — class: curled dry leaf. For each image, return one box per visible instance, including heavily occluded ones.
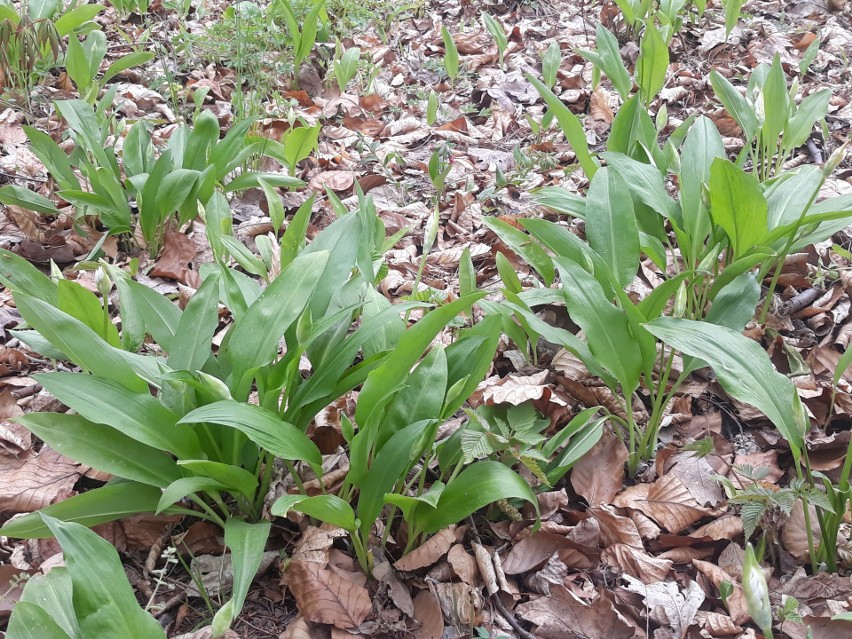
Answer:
[692,559,750,625]
[782,499,821,562]
[571,429,628,506]
[589,505,644,549]
[308,171,355,193]
[395,525,456,571]
[471,542,498,595]
[286,559,372,629]
[430,581,483,628]
[693,610,743,637]
[412,589,444,639]
[480,370,553,406]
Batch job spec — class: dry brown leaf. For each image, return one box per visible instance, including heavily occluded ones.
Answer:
[429,581,482,628]
[446,544,479,587]
[278,616,320,639]
[692,559,749,624]
[149,229,198,285]
[480,370,553,406]
[589,505,644,549]
[0,565,37,614]
[412,589,444,639]
[395,526,456,571]
[516,586,634,639]
[694,610,743,637]
[601,544,673,584]
[286,559,371,629]
[0,446,80,513]
[689,515,743,541]
[782,499,821,562]
[173,629,239,639]
[308,171,355,193]
[502,532,597,574]
[622,575,704,639]
[570,429,628,506]
[635,473,715,533]
[373,559,414,617]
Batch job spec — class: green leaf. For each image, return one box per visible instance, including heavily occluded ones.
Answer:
[411,461,538,536]
[225,250,329,390]
[600,152,680,222]
[636,24,668,106]
[581,25,631,100]
[1,482,164,539]
[283,125,320,172]
[710,70,757,142]
[0,249,58,304]
[279,194,314,268]
[482,217,555,285]
[178,460,258,500]
[18,569,79,638]
[542,41,561,89]
[23,126,79,190]
[179,401,322,468]
[0,185,62,215]
[334,46,360,91]
[5,602,73,639]
[36,372,201,460]
[39,514,166,638]
[556,257,642,394]
[101,51,154,86]
[355,292,485,427]
[17,413,182,488]
[57,279,119,347]
[644,317,806,456]
[441,26,458,80]
[708,158,767,259]
[783,89,830,150]
[270,494,356,532]
[53,4,104,36]
[722,0,744,35]
[167,272,219,372]
[759,56,788,146]
[527,74,599,178]
[584,167,639,288]
[16,295,147,392]
[156,477,228,514]
[679,116,725,265]
[211,519,272,633]
[545,419,605,484]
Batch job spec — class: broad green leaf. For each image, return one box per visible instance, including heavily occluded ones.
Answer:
[109,266,181,351]
[759,56,788,146]
[1,482,164,539]
[5,602,73,639]
[0,249,58,304]
[722,0,744,35]
[355,293,485,427]
[710,70,757,142]
[357,420,435,534]
[36,372,201,460]
[53,4,103,36]
[225,251,329,390]
[581,25,631,100]
[122,121,152,177]
[534,186,586,218]
[636,24,668,106]
[542,41,561,89]
[156,477,228,514]
[584,167,639,288]
[0,185,62,215]
[179,401,322,468]
[783,89,830,150]
[167,272,219,372]
[410,461,538,536]
[283,125,320,173]
[57,279,119,347]
[708,158,767,259]
[17,413,182,488]
[679,116,725,265]
[545,419,605,484]
[765,166,823,231]
[16,296,147,392]
[19,569,79,639]
[527,74,598,178]
[39,514,166,638]
[600,152,681,222]
[459,247,475,297]
[270,494,356,532]
[23,126,79,190]
[211,519,272,633]
[556,257,642,394]
[482,217,555,285]
[222,172,304,193]
[178,460,258,500]
[441,27,458,79]
[334,46,360,91]
[380,346,447,447]
[645,317,806,455]
[101,51,154,86]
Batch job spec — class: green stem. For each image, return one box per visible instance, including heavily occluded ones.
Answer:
[189,495,226,528]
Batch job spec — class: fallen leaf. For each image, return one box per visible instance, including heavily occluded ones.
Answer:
[571,429,628,506]
[286,559,372,629]
[395,526,456,571]
[516,585,634,639]
[412,589,444,639]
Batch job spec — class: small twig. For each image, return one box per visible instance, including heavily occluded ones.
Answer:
[781,287,821,316]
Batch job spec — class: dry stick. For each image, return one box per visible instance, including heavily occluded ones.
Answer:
[466,516,537,639]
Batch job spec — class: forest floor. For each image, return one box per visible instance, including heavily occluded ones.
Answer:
[2,0,852,637]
